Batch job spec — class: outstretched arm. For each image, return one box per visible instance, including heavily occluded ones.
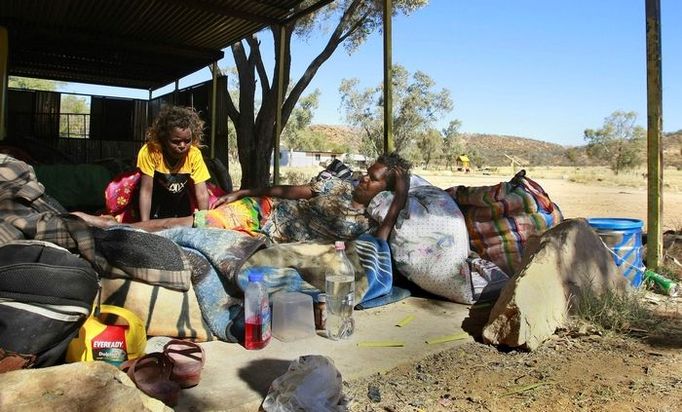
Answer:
[139,174,154,221]
[194,181,209,211]
[211,184,315,208]
[374,169,409,241]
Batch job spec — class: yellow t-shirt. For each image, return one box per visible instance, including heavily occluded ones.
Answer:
[137,144,210,182]
[136,144,210,218]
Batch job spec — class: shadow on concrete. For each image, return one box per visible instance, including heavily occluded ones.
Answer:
[394,269,505,342]
[390,272,463,316]
[237,358,292,397]
[461,301,493,342]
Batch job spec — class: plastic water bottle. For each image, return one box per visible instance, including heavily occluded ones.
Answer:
[244,270,271,350]
[325,241,355,340]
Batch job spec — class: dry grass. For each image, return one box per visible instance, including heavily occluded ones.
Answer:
[574,288,650,335]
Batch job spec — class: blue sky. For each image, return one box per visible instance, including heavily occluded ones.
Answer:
[62,0,682,147]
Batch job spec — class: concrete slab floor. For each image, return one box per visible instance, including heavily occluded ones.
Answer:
[175,297,473,411]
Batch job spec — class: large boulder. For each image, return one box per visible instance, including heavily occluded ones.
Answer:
[0,361,171,411]
[482,218,629,350]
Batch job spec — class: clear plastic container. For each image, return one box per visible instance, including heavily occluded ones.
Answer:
[271,291,315,341]
[244,270,271,350]
[325,241,355,340]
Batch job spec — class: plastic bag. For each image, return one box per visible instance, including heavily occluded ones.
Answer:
[261,355,348,412]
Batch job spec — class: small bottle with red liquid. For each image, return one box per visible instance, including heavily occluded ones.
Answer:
[244,270,271,350]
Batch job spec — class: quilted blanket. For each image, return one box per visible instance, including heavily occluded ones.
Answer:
[240,233,394,304]
[157,228,397,343]
[157,227,264,342]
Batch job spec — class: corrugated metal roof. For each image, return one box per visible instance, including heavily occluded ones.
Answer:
[0,0,331,90]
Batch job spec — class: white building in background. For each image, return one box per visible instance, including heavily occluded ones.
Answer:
[277,147,368,168]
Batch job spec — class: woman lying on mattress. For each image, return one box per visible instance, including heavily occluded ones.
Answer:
[74,152,411,243]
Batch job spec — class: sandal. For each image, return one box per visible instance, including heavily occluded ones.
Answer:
[0,348,35,373]
[120,352,181,406]
[163,339,206,388]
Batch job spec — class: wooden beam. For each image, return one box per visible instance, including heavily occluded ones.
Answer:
[12,25,224,61]
[282,0,336,25]
[0,26,7,141]
[383,0,394,154]
[645,0,663,270]
[273,25,287,185]
[210,61,218,159]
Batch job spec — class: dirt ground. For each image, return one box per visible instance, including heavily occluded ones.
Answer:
[345,176,682,412]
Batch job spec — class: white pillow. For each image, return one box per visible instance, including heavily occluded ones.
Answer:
[368,185,474,303]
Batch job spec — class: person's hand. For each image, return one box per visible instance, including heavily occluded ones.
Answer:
[375,168,409,241]
[210,192,241,209]
[393,168,409,195]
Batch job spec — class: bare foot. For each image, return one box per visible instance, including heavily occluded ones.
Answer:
[71,212,119,229]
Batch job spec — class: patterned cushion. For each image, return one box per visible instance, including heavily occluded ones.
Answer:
[368,185,473,303]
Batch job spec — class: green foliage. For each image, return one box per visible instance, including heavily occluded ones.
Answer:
[8,76,64,91]
[565,147,580,164]
[59,95,90,138]
[282,90,321,151]
[226,120,239,163]
[584,111,646,175]
[416,129,442,169]
[291,128,349,153]
[401,144,424,168]
[466,148,485,169]
[339,65,455,158]
[293,0,429,54]
[442,120,464,170]
[61,94,88,114]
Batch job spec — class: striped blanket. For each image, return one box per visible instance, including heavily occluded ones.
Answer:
[450,170,563,277]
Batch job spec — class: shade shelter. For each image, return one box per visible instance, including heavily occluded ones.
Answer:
[0,0,668,272]
[0,0,332,90]
[0,0,333,167]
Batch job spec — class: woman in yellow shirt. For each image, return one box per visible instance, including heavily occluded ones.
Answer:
[137,106,211,220]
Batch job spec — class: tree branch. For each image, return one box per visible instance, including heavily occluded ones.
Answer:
[337,10,372,44]
[225,90,239,122]
[282,0,366,123]
[231,40,256,138]
[245,35,270,99]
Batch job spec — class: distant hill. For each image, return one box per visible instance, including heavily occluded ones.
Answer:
[664,130,682,169]
[305,125,682,168]
[307,124,363,151]
[461,133,572,167]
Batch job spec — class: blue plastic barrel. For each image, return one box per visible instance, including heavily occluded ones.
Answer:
[587,218,645,287]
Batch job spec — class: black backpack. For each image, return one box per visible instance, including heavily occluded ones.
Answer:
[0,240,99,370]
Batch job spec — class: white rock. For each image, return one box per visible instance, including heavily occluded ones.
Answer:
[0,361,172,411]
[482,218,628,350]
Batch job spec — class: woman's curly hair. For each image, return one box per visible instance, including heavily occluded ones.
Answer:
[376,152,412,191]
[145,106,205,150]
